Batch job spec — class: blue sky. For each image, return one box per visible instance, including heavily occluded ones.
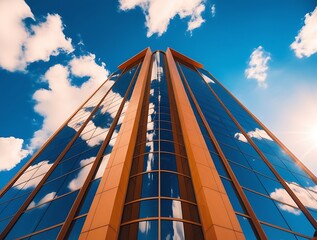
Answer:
[0,0,316,189]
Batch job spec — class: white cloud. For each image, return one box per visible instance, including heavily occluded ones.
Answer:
[270,187,300,215]
[94,154,110,179]
[81,122,109,147]
[145,153,155,172]
[13,160,52,186]
[234,132,248,143]
[0,137,30,171]
[201,72,215,84]
[289,182,317,210]
[245,46,271,88]
[29,55,109,151]
[24,14,73,63]
[187,4,205,32]
[270,182,317,215]
[139,220,151,234]
[277,202,301,215]
[0,0,73,71]
[119,0,206,37]
[234,129,272,143]
[247,128,272,141]
[68,157,95,191]
[172,219,184,240]
[211,4,216,17]
[172,200,183,218]
[79,89,123,147]
[28,191,56,209]
[69,53,108,81]
[0,0,34,71]
[13,160,53,189]
[291,6,317,58]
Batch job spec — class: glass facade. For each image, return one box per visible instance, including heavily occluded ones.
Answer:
[0,60,142,239]
[176,60,316,239]
[0,48,316,239]
[119,52,203,239]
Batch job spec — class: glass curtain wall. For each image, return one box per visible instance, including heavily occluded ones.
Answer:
[176,60,316,239]
[0,60,142,239]
[198,68,317,221]
[119,52,204,240]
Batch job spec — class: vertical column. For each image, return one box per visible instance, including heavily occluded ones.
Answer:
[79,48,152,240]
[165,48,244,239]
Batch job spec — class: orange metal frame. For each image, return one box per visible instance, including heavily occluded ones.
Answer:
[166,48,244,240]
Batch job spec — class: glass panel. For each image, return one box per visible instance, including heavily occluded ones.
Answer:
[244,155,276,179]
[119,220,158,240]
[161,199,200,222]
[5,202,50,239]
[230,163,267,194]
[221,179,245,213]
[0,217,12,233]
[244,190,289,229]
[160,173,195,202]
[220,144,251,168]
[236,215,257,240]
[161,220,184,240]
[67,216,86,240]
[275,202,315,236]
[0,188,19,205]
[161,220,204,240]
[122,200,158,222]
[94,154,110,180]
[28,226,61,240]
[160,153,177,172]
[143,153,158,172]
[126,173,158,202]
[160,172,180,198]
[35,191,78,231]
[0,194,28,220]
[56,163,93,196]
[136,153,159,174]
[257,175,285,197]
[261,224,300,240]
[160,141,175,153]
[210,153,228,177]
[77,179,100,216]
[160,130,173,141]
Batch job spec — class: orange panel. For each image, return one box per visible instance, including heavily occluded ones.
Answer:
[79,47,152,240]
[169,48,203,69]
[118,47,149,70]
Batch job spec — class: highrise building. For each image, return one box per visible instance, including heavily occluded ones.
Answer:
[0,48,316,240]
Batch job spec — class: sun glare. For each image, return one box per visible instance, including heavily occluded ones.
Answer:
[308,125,317,142]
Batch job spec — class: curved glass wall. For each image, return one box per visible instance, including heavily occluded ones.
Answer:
[198,68,317,222]
[119,52,203,240]
[177,61,315,239]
